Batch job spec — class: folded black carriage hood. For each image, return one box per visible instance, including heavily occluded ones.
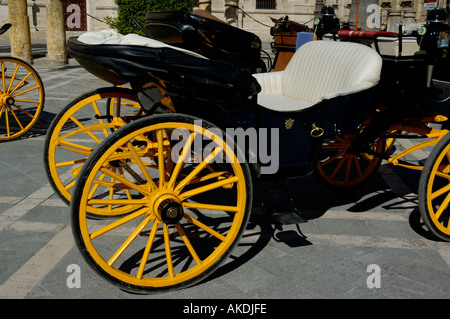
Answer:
[67,37,261,100]
[145,11,262,58]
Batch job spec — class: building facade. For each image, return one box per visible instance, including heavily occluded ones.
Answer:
[0,0,445,42]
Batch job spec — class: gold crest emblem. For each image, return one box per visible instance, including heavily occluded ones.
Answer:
[285,118,295,129]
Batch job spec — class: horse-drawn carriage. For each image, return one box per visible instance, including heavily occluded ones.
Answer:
[44,9,450,293]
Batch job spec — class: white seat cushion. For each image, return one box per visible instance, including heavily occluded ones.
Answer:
[77,29,206,59]
[254,40,382,112]
[257,93,314,111]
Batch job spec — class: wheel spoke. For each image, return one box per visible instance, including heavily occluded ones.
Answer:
[329,155,347,180]
[167,132,196,189]
[56,123,116,148]
[68,115,103,144]
[318,148,346,167]
[4,106,10,137]
[175,223,202,266]
[12,83,39,97]
[431,183,450,200]
[57,139,94,156]
[87,198,149,206]
[434,192,450,220]
[179,176,239,201]
[88,171,107,199]
[107,214,154,266]
[90,207,150,240]
[136,220,161,280]
[11,103,36,119]
[322,142,346,149]
[344,155,352,183]
[183,213,227,242]
[107,172,116,212]
[126,141,157,191]
[98,167,150,195]
[434,170,450,180]
[6,105,24,130]
[9,71,32,95]
[14,98,40,104]
[157,129,166,189]
[117,166,133,200]
[63,179,76,191]
[352,155,363,178]
[163,223,175,278]
[55,158,86,168]
[91,101,110,138]
[115,97,121,116]
[182,202,239,212]
[6,63,19,93]
[1,61,5,93]
[175,146,223,193]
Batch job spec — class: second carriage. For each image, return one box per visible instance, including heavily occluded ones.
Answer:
[0,23,45,141]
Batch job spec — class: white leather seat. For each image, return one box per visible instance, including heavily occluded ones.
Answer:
[77,29,206,59]
[253,40,383,112]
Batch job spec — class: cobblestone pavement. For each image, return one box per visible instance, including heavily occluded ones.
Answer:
[0,55,449,301]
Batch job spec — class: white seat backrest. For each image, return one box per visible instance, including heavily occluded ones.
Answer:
[282,41,382,103]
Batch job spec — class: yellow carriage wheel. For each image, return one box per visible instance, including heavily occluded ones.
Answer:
[44,87,139,206]
[71,114,252,292]
[419,132,450,241]
[44,86,174,207]
[0,57,44,141]
[315,134,384,188]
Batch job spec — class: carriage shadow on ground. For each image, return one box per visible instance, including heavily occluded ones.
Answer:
[2,109,88,141]
[200,166,442,285]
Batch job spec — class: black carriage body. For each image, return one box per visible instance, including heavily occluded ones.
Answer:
[67,36,377,179]
[375,53,446,113]
[335,27,450,154]
[170,96,374,179]
[256,89,375,178]
[351,53,450,153]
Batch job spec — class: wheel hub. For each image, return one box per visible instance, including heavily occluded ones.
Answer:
[1,95,15,106]
[152,193,183,224]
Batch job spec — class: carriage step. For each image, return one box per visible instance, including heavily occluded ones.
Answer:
[271,211,307,225]
[262,182,307,225]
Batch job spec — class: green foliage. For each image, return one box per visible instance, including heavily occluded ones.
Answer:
[106,0,193,35]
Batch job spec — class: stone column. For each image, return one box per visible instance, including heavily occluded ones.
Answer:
[415,0,425,22]
[348,0,381,30]
[198,1,212,12]
[314,0,325,19]
[386,9,402,32]
[225,0,239,26]
[46,0,68,65]
[8,0,33,64]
